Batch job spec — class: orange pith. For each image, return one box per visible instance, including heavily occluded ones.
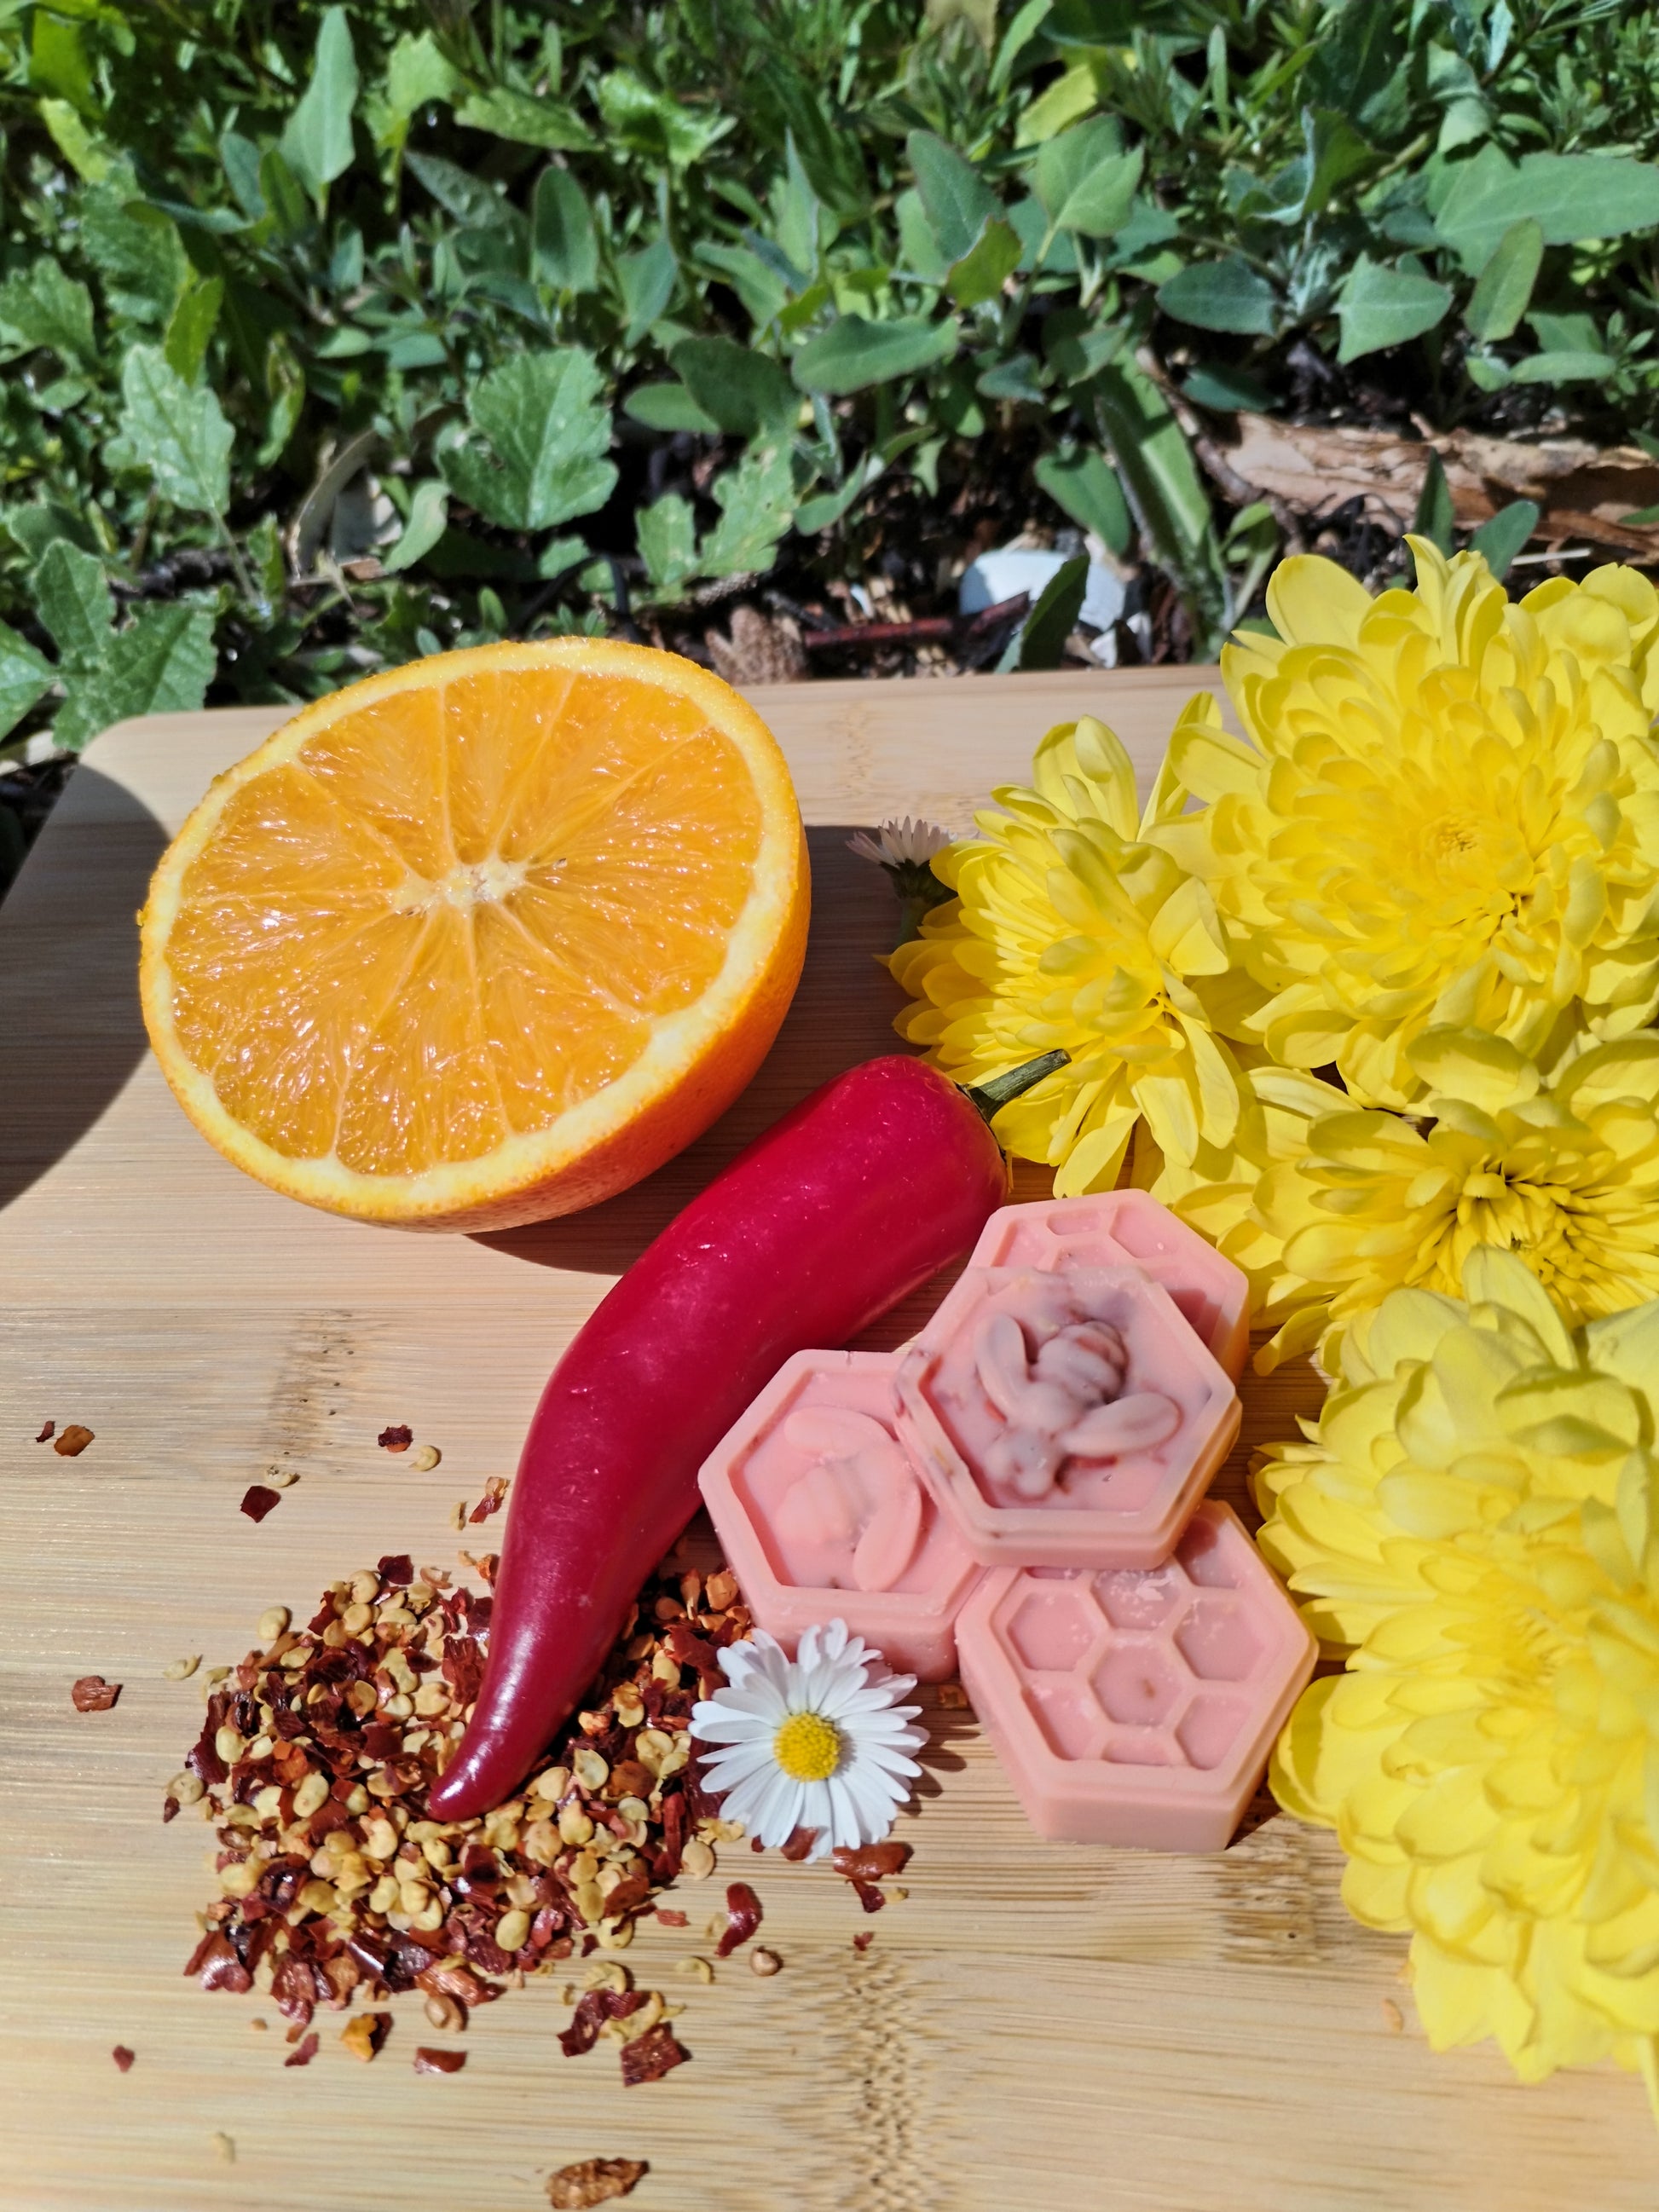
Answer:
[138,640,809,1228]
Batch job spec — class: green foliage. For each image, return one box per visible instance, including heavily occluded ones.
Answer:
[6,0,1659,756]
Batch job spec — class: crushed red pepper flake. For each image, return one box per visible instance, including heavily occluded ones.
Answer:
[71,1675,120,1712]
[111,2046,135,2072]
[53,1424,95,1457]
[169,1555,755,2076]
[714,1882,761,1959]
[35,1420,54,1443]
[834,1839,910,1913]
[547,2156,649,2209]
[283,2030,320,2068]
[619,2024,688,2086]
[653,1908,687,1928]
[378,1426,413,1453]
[780,1826,818,1863]
[467,1476,509,1526]
[376,1554,413,1586]
[239,1484,280,1523]
[413,2046,466,2075]
[853,1931,874,1953]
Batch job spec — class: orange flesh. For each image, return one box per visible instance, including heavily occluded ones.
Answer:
[163,667,765,1176]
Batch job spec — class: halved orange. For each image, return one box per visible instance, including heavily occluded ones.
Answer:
[138,640,809,1229]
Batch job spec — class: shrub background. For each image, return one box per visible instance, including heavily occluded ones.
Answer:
[2,0,1659,829]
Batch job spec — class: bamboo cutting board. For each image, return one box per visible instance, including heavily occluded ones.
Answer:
[2,667,1652,2212]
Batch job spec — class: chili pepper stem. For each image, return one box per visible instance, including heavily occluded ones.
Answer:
[962,1050,1070,1123]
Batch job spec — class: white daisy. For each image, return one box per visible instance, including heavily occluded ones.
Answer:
[846,817,954,869]
[690,1620,927,1863]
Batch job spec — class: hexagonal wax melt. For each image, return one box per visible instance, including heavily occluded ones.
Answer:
[698,1349,982,1682]
[954,1503,1315,1851]
[897,1264,1240,1569]
[969,1192,1250,1380]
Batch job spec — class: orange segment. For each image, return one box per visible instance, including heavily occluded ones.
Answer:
[139,640,809,1228]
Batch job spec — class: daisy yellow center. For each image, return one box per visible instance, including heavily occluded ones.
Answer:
[772,1710,842,1782]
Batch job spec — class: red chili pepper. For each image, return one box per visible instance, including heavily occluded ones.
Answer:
[429,1048,1064,1818]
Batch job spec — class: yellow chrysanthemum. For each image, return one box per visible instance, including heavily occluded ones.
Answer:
[888,715,1246,1194]
[1151,1024,1659,1371]
[1257,1247,1659,2099]
[1156,542,1659,1109]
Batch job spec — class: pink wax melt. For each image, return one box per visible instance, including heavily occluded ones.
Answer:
[897,1265,1240,1568]
[969,1192,1250,1380]
[698,1349,982,1681]
[955,1502,1315,1850]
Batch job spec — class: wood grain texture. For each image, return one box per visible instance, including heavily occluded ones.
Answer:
[3,667,1653,2212]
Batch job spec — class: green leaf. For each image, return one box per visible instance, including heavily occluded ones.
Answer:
[772,134,823,282]
[1157,257,1276,336]
[1090,362,1225,645]
[1465,218,1542,344]
[1413,449,1455,555]
[1181,361,1278,413]
[82,188,189,323]
[638,493,699,598]
[442,348,616,532]
[0,617,55,742]
[104,344,233,517]
[1014,554,1089,669]
[597,69,731,165]
[457,88,595,153]
[537,535,587,580]
[617,235,678,349]
[258,147,314,241]
[623,383,720,434]
[948,219,1022,309]
[1043,305,1125,384]
[795,456,880,534]
[3,501,97,565]
[976,351,1046,402]
[793,314,958,395]
[162,274,223,384]
[280,8,360,199]
[699,444,795,577]
[1468,498,1539,581]
[405,151,506,229]
[672,337,798,437]
[908,130,999,263]
[895,189,951,283]
[1511,349,1617,384]
[53,602,216,753]
[38,96,112,183]
[532,167,598,292]
[382,31,463,129]
[1336,254,1451,362]
[1016,59,1101,148]
[0,258,95,367]
[1433,146,1659,272]
[991,0,1054,92]
[383,480,448,574]
[694,241,789,330]
[34,541,112,669]
[1035,120,1142,238]
[1034,446,1131,556]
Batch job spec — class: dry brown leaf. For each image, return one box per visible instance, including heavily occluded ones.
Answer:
[704,605,806,685]
[1221,416,1659,558]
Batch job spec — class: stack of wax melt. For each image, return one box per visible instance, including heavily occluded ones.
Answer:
[699,1192,1315,1852]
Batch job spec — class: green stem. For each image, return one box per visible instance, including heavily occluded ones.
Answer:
[962,1049,1069,1123]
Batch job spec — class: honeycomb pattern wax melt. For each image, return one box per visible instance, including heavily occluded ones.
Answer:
[968,1191,1251,1381]
[954,1503,1315,1851]
[698,1349,981,1681]
[897,1265,1241,1569]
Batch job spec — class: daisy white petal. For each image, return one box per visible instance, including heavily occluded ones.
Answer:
[687,1616,926,1860]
